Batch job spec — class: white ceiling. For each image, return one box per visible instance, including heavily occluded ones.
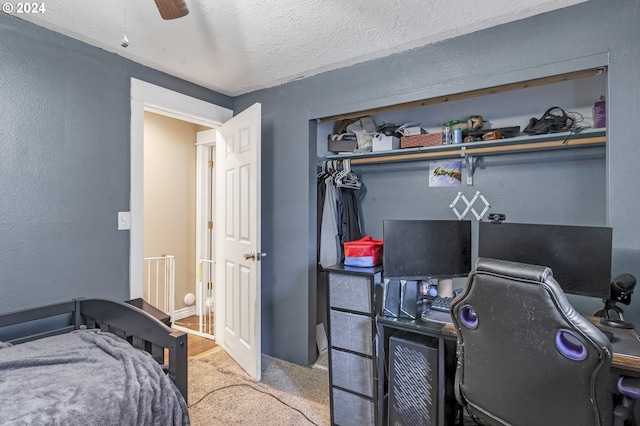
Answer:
[16,0,588,96]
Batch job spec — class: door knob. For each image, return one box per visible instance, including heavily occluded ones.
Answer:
[243,252,267,261]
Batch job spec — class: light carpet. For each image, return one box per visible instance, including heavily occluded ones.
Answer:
[188,347,330,426]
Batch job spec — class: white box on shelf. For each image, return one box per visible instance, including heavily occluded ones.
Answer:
[372,135,400,152]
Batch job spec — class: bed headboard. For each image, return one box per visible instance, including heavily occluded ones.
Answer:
[78,298,188,399]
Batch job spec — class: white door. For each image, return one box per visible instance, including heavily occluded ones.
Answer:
[214,103,262,380]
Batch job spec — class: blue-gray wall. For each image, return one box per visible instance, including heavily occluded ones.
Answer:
[0,14,231,312]
[236,0,640,365]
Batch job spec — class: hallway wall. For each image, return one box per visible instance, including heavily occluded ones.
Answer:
[144,111,199,312]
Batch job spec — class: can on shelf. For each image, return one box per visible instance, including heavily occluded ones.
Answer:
[453,128,462,144]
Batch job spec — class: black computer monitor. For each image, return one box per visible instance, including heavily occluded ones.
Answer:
[478,221,613,299]
[383,220,472,280]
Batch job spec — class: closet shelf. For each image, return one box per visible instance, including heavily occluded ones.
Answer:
[323,128,605,185]
[324,128,606,165]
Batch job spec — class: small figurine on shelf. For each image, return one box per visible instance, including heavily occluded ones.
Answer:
[467,115,484,130]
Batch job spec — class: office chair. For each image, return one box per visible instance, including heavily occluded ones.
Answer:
[450,258,614,426]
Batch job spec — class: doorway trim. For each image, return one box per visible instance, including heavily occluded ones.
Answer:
[129,79,233,299]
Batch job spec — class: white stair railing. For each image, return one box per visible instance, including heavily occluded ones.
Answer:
[143,255,176,322]
[198,259,215,336]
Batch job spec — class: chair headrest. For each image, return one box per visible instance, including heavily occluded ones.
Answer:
[475,257,553,283]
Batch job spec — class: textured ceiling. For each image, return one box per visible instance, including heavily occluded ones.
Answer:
[14,0,588,96]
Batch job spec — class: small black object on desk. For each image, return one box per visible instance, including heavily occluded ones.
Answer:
[594,273,636,329]
[424,287,464,315]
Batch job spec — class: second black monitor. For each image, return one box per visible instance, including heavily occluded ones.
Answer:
[478,221,612,299]
[383,220,472,280]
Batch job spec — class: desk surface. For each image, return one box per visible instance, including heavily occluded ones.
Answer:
[586,316,640,374]
[377,311,640,374]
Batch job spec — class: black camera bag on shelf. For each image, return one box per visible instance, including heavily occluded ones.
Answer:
[523,106,573,135]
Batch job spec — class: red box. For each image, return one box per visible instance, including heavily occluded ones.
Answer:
[344,236,384,267]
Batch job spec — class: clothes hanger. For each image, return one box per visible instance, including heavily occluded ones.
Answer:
[336,159,362,189]
[318,160,329,179]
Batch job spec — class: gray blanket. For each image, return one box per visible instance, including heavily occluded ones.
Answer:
[0,329,189,425]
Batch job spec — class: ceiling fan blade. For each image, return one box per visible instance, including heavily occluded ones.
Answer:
[154,0,189,20]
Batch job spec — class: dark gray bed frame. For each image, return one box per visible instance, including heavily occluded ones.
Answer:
[0,298,188,402]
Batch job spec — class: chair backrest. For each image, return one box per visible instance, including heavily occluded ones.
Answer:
[450,257,613,426]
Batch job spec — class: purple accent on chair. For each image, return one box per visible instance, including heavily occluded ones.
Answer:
[460,305,478,329]
[555,329,587,361]
[617,377,640,399]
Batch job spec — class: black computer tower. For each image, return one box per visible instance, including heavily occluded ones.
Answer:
[388,332,439,426]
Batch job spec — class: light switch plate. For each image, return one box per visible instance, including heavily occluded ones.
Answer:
[118,211,131,230]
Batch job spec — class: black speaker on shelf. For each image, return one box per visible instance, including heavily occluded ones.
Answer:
[383,278,401,317]
[400,280,419,319]
[388,332,439,426]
